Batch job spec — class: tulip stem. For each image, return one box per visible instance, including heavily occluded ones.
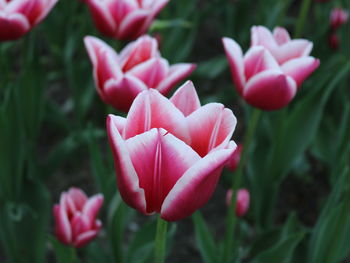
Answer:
[154,216,168,263]
[223,108,261,263]
[294,0,312,38]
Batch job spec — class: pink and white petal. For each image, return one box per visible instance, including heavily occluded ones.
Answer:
[126,128,200,213]
[118,9,149,40]
[244,70,297,110]
[138,0,169,34]
[86,0,116,37]
[187,103,237,157]
[82,194,104,224]
[84,36,119,66]
[53,204,72,245]
[129,58,169,89]
[68,187,88,211]
[161,148,234,221]
[120,35,159,71]
[273,27,291,45]
[123,89,191,143]
[71,213,91,240]
[33,0,58,25]
[0,14,30,41]
[107,115,147,214]
[103,74,147,112]
[108,0,137,26]
[250,25,278,49]
[244,46,280,81]
[281,57,320,87]
[156,63,196,95]
[74,230,99,248]
[222,37,245,95]
[170,80,201,116]
[275,40,313,64]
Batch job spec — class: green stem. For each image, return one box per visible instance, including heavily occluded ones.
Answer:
[223,108,261,263]
[294,0,312,38]
[154,216,168,263]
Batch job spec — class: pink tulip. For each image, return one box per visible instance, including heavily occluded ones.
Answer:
[328,32,339,50]
[53,188,104,248]
[85,35,196,112]
[330,7,348,30]
[107,82,237,221]
[226,144,242,172]
[226,188,250,217]
[0,0,57,41]
[84,0,169,40]
[222,26,319,110]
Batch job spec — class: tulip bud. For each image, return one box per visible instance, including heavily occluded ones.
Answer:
[330,7,348,30]
[226,189,250,217]
[226,144,242,172]
[328,32,339,50]
[53,188,104,248]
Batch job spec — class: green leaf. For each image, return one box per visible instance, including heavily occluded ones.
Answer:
[192,212,217,263]
[195,56,227,79]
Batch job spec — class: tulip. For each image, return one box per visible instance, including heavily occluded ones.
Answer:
[0,0,57,41]
[222,26,319,110]
[328,32,339,50]
[330,7,348,30]
[107,83,237,221]
[53,188,104,248]
[226,188,250,217]
[84,0,169,40]
[226,144,242,172]
[85,35,196,112]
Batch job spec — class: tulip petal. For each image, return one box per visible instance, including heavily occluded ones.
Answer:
[118,9,149,40]
[281,56,320,87]
[107,114,147,214]
[161,147,234,221]
[125,128,200,213]
[273,27,291,45]
[0,13,30,41]
[71,213,90,240]
[244,70,297,110]
[82,194,104,224]
[103,74,148,112]
[170,80,201,116]
[187,103,237,157]
[250,25,277,49]
[222,37,245,95]
[68,187,88,211]
[243,46,279,81]
[156,63,196,95]
[87,0,116,37]
[53,204,72,244]
[123,89,191,143]
[275,40,313,64]
[74,230,99,248]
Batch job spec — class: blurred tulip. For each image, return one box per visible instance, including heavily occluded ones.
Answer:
[0,0,57,41]
[330,7,348,30]
[84,0,169,40]
[226,144,242,172]
[328,32,339,50]
[107,83,237,221]
[226,188,250,217]
[222,26,319,110]
[53,188,103,248]
[85,35,196,112]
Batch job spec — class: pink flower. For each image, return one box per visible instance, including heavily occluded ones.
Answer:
[226,144,242,172]
[85,35,196,112]
[0,0,57,41]
[84,0,169,40]
[53,188,104,248]
[330,7,348,30]
[328,32,339,50]
[222,26,319,110]
[226,188,250,217]
[107,82,237,221]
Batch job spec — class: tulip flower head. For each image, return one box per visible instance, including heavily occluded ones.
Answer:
[0,0,57,41]
[107,81,237,221]
[223,26,320,110]
[328,32,339,50]
[53,188,104,248]
[330,7,348,30]
[84,0,169,40]
[85,35,196,112]
[226,188,250,217]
